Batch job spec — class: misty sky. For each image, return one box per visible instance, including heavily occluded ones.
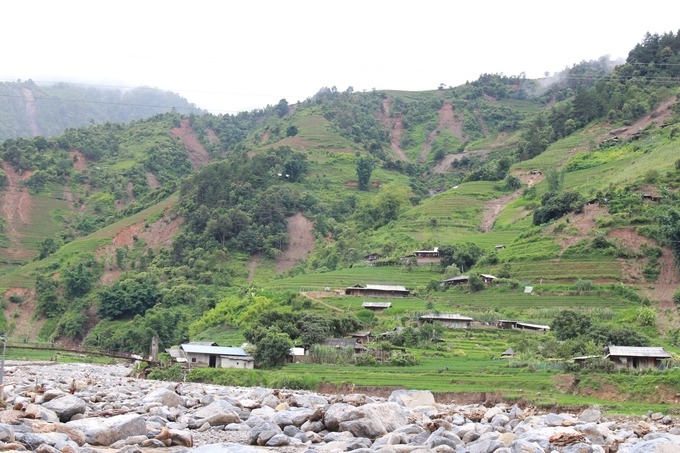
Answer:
[2,1,679,114]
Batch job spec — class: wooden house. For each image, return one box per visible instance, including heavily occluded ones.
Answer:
[480,274,497,284]
[419,313,473,329]
[362,302,392,311]
[500,348,515,358]
[364,252,383,265]
[348,331,371,344]
[414,247,439,259]
[497,320,550,334]
[441,276,469,286]
[179,344,254,369]
[345,284,410,298]
[605,346,671,370]
[494,245,506,250]
[322,338,367,355]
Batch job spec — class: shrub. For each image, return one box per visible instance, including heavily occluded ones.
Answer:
[355,354,377,366]
[148,364,184,382]
[673,288,680,306]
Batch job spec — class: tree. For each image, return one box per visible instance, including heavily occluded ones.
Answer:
[356,156,375,191]
[283,152,308,182]
[254,332,293,368]
[286,125,298,137]
[274,99,289,118]
[545,168,566,192]
[551,310,591,341]
[468,274,485,292]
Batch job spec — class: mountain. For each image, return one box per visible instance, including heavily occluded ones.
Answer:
[0,79,204,141]
[0,32,678,398]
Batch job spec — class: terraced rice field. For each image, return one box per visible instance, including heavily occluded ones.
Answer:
[434,291,632,309]
[488,259,623,281]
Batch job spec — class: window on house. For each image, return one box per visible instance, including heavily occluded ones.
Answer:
[192,358,196,363]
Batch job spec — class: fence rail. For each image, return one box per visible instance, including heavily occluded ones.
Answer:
[5,342,143,361]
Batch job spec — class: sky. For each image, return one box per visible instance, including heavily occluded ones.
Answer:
[1,1,679,114]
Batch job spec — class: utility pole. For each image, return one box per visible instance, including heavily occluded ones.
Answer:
[0,333,6,388]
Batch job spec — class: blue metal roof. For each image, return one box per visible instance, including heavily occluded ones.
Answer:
[180,344,246,356]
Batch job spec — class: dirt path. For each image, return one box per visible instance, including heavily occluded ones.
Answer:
[377,99,408,162]
[0,163,35,260]
[248,253,260,284]
[432,149,494,174]
[3,288,42,341]
[69,151,87,172]
[146,173,161,189]
[171,119,211,170]
[22,88,39,137]
[419,102,465,164]
[479,189,523,232]
[276,213,315,274]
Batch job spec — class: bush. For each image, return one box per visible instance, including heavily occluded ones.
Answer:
[148,364,184,382]
[468,274,485,292]
[355,354,377,366]
[674,288,680,306]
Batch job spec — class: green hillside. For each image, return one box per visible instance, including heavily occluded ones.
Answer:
[1,30,680,408]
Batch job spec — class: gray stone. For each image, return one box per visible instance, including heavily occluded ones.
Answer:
[248,421,282,445]
[0,423,14,442]
[25,403,59,423]
[18,432,69,450]
[283,425,300,437]
[42,395,87,422]
[141,438,167,448]
[141,388,182,408]
[579,405,602,423]
[348,437,373,450]
[125,435,149,445]
[66,413,147,446]
[627,438,680,452]
[662,416,672,425]
[650,412,664,421]
[194,400,240,419]
[388,390,436,408]
[325,402,408,438]
[35,445,60,453]
[42,389,65,402]
[510,439,544,453]
[265,433,291,446]
[191,443,263,453]
[469,439,507,453]
[561,443,594,453]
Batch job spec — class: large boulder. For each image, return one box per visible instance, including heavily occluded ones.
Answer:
[141,388,181,408]
[388,390,436,408]
[66,413,147,446]
[325,402,408,438]
[194,400,240,419]
[25,404,60,423]
[42,395,87,422]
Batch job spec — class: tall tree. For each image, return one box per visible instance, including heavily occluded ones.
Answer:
[356,156,375,191]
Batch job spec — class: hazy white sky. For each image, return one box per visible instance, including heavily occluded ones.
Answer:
[2,1,679,114]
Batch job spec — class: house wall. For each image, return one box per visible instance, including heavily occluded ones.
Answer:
[185,352,212,367]
[610,356,663,370]
[220,357,253,369]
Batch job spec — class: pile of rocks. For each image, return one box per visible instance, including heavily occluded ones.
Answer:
[0,361,678,453]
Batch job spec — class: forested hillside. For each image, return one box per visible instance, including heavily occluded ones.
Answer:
[0,31,679,397]
[0,80,203,141]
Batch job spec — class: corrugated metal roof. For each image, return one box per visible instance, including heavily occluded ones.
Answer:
[517,322,550,330]
[442,276,470,282]
[362,302,392,308]
[480,274,497,279]
[421,313,473,321]
[181,344,246,356]
[348,331,371,337]
[365,284,408,291]
[607,346,671,358]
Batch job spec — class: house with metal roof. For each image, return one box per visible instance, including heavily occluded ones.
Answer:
[179,344,254,369]
[362,302,392,311]
[322,338,367,355]
[348,331,371,344]
[605,345,671,370]
[345,284,410,297]
[414,247,439,259]
[441,276,469,286]
[419,313,473,329]
[497,320,550,334]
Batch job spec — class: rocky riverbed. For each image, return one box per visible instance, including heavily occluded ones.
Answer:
[0,361,677,452]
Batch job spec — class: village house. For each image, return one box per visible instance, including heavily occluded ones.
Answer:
[419,313,473,329]
[364,252,383,265]
[322,338,367,355]
[441,276,469,286]
[494,245,506,251]
[362,301,392,311]
[179,344,254,369]
[605,345,671,370]
[345,284,410,298]
[348,331,371,344]
[414,247,439,259]
[497,320,550,334]
[500,348,515,358]
[480,274,497,284]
